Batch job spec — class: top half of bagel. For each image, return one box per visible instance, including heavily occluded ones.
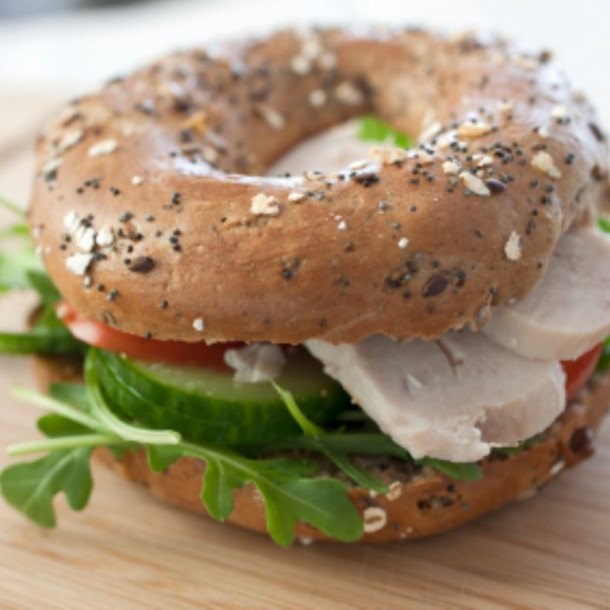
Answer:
[28,27,609,344]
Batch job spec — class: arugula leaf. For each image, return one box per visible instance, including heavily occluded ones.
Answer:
[0,199,85,358]
[37,414,91,438]
[0,246,45,293]
[49,383,91,411]
[272,381,325,437]
[0,448,93,527]
[85,350,181,446]
[26,270,61,307]
[273,382,389,493]
[0,223,29,240]
[4,372,364,544]
[271,383,483,482]
[2,343,490,541]
[0,326,85,356]
[419,458,482,481]
[147,445,183,472]
[597,337,610,372]
[358,115,413,148]
[182,442,363,546]
[265,432,408,459]
[598,216,610,234]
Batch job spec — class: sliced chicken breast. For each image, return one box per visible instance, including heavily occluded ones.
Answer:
[306,332,565,462]
[484,227,610,361]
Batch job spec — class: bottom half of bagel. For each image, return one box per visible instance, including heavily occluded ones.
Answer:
[30,355,610,543]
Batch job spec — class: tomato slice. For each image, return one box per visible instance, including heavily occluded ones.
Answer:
[58,301,604,395]
[57,301,241,369]
[562,343,603,402]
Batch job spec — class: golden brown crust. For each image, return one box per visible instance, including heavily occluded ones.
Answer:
[31,355,610,542]
[29,29,607,344]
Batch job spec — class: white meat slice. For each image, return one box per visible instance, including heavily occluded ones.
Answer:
[484,227,610,361]
[306,332,565,462]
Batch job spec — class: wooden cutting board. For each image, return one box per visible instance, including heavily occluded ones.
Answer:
[0,93,609,610]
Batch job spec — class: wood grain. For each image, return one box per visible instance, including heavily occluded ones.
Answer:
[0,93,609,610]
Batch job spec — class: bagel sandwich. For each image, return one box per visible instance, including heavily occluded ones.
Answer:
[1,27,609,545]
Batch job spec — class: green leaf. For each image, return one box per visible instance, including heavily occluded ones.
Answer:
[0,448,93,527]
[182,443,363,545]
[598,337,610,372]
[598,216,610,234]
[199,450,247,521]
[0,326,84,356]
[358,115,414,148]
[265,432,410,460]
[0,263,84,358]
[85,350,181,446]
[48,383,91,411]
[146,445,182,472]
[420,458,482,481]
[0,246,45,293]
[37,414,91,438]
[0,223,29,241]
[273,383,388,493]
[12,385,107,434]
[26,270,61,306]
[272,381,324,437]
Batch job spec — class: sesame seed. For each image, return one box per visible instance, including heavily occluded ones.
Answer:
[459,172,490,196]
[418,121,442,143]
[538,126,549,138]
[505,231,522,261]
[370,147,408,165]
[42,157,63,181]
[349,159,369,171]
[256,104,285,130]
[512,55,539,71]
[288,191,305,203]
[531,151,562,179]
[88,139,118,157]
[550,105,568,119]
[193,318,205,331]
[456,121,492,138]
[398,237,409,249]
[57,129,84,153]
[131,175,144,186]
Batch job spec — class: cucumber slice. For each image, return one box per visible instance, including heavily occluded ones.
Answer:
[94,347,349,446]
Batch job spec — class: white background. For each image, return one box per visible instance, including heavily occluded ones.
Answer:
[1,0,610,125]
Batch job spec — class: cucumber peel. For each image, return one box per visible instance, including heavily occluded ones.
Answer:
[94,347,349,446]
